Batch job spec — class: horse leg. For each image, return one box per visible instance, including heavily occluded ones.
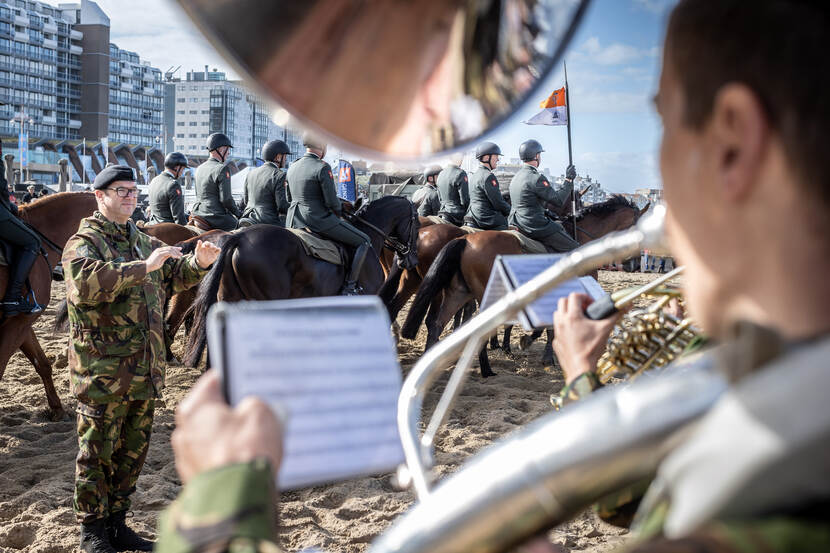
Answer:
[541,327,556,367]
[424,286,471,353]
[389,271,420,338]
[19,327,64,420]
[478,344,495,378]
[520,328,544,351]
[453,300,475,330]
[499,325,514,355]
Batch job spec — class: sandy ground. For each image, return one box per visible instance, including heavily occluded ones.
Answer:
[0,271,672,553]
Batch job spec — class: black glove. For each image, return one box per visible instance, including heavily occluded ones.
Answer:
[544,209,557,221]
[566,164,577,181]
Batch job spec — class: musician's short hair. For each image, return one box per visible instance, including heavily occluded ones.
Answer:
[667,0,829,207]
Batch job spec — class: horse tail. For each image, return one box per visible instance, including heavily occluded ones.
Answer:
[401,238,467,339]
[378,263,403,308]
[183,232,244,368]
[53,298,69,333]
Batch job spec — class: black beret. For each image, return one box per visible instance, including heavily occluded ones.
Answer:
[93,165,135,190]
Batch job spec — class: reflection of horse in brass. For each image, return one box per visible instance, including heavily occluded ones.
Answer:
[0,192,97,419]
[401,196,649,377]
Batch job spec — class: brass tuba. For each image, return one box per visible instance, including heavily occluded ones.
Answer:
[368,206,728,553]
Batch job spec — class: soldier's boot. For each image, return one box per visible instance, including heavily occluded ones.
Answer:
[79,520,117,553]
[1,249,43,317]
[107,511,154,552]
[341,243,369,296]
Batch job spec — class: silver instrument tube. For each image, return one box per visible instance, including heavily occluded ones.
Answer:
[396,206,668,499]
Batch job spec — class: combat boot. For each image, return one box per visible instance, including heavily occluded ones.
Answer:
[340,243,369,296]
[1,249,43,317]
[107,510,154,552]
[79,520,117,553]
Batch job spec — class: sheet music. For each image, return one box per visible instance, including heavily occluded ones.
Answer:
[480,261,520,325]
[480,254,608,329]
[207,296,404,490]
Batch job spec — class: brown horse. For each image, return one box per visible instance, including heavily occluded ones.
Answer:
[184,195,419,367]
[139,221,198,245]
[401,196,649,377]
[0,192,97,418]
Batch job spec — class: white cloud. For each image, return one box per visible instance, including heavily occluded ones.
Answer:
[632,0,677,14]
[575,37,659,66]
[576,151,661,192]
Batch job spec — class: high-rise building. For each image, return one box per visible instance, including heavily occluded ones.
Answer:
[165,68,300,167]
[0,0,163,185]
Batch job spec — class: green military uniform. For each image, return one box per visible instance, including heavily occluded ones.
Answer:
[464,164,511,230]
[508,164,579,252]
[192,158,240,231]
[240,162,288,227]
[148,171,188,225]
[285,152,369,249]
[155,324,830,553]
[62,211,207,523]
[436,164,469,226]
[416,183,441,217]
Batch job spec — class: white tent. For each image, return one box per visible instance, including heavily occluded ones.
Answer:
[230,166,252,197]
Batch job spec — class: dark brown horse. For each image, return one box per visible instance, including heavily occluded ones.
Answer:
[0,192,97,418]
[184,195,419,367]
[139,221,199,245]
[401,196,649,377]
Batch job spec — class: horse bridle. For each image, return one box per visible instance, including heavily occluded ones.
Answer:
[347,201,418,257]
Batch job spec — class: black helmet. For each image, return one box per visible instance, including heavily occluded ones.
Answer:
[519,139,544,161]
[475,141,502,159]
[423,165,441,182]
[164,152,188,169]
[302,131,326,150]
[206,132,233,151]
[260,139,290,162]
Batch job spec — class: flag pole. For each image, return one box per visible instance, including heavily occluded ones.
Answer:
[564,61,577,239]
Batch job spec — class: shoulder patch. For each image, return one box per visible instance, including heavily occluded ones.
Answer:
[463,175,468,182]
[225,171,230,179]
[176,187,181,195]
[491,177,499,187]
[328,169,334,180]
[542,178,549,187]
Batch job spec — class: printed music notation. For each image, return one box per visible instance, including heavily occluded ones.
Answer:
[207,296,405,490]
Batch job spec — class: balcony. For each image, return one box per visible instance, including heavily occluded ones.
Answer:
[43,22,57,33]
[69,44,82,55]
[68,119,81,129]
[14,31,28,42]
[69,29,82,40]
[43,38,56,49]
[14,14,28,26]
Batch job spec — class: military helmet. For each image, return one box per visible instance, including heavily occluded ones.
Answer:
[164,151,188,169]
[519,139,545,161]
[206,132,233,151]
[302,131,326,150]
[260,139,291,162]
[423,165,442,182]
[475,141,502,159]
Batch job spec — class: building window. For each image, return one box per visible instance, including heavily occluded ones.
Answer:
[177,97,185,103]
[189,121,197,126]
[176,133,184,138]
[176,110,185,114]
[176,121,185,126]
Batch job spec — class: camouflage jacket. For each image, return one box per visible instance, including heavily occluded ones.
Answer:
[62,211,208,404]
[156,460,282,553]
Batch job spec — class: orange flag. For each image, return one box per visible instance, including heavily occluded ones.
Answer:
[539,86,567,109]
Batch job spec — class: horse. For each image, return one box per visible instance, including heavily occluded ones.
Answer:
[184,195,419,367]
[0,192,97,419]
[139,221,199,245]
[400,196,649,377]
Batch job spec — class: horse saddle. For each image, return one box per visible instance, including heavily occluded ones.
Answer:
[503,229,549,255]
[460,225,484,234]
[285,228,346,266]
[186,215,212,235]
[425,215,446,225]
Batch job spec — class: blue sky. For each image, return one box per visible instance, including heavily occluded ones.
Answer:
[63,0,675,193]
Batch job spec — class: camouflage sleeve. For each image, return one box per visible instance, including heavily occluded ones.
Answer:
[155,459,282,553]
[62,235,148,305]
[626,518,830,553]
[163,252,209,297]
[553,371,602,410]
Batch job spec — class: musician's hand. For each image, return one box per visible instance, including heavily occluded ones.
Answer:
[553,293,621,384]
[172,371,284,483]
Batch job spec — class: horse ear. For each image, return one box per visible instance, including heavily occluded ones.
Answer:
[578,187,590,198]
[640,202,651,216]
[354,197,363,210]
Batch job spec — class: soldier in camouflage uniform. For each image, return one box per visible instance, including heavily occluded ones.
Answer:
[148,152,189,225]
[0,141,43,317]
[239,139,291,227]
[152,1,830,552]
[191,133,240,231]
[63,165,220,553]
[436,161,469,226]
[464,142,511,231]
[415,165,441,217]
[508,139,579,253]
[286,133,371,295]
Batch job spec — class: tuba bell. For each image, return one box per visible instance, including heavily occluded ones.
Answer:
[368,206,728,553]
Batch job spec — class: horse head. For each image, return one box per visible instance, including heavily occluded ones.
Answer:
[358,196,419,270]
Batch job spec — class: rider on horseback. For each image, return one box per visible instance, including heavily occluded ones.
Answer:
[148,152,189,225]
[191,133,241,231]
[436,158,469,226]
[414,165,441,217]
[285,133,371,296]
[464,142,511,230]
[240,139,291,227]
[0,145,43,317]
[508,139,580,253]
